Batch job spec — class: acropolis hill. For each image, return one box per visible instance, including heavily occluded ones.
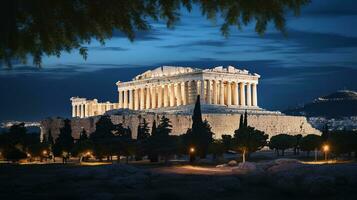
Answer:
[41,66,320,139]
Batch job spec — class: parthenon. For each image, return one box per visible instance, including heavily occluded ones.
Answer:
[71,66,260,118]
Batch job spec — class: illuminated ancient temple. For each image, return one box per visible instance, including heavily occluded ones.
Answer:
[71,66,260,118]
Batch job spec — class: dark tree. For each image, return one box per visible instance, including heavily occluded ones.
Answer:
[243,110,248,127]
[90,115,116,160]
[293,134,302,155]
[208,139,225,161]
[1,0,309,68]
[300,134,322,157]
[233,112,268,161]
[186,95,214,158]
[321,124,330,142]
[136,119,151,160]
[2,147,27,162]
[79,128,88,141]
[53,119,74,163]
[239,114,244,130]
[148,116,175,163]
[221,134,234,152]
[91,115,115,140]
[72,128,93,161]
[269,134,296,156]
[328,130,357,157]
[47,130,54,148]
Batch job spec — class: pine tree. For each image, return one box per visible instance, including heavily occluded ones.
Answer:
[156,116,172,137]
[53,119,74,161]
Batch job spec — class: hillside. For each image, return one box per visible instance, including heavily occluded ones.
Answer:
[284,90,357,118]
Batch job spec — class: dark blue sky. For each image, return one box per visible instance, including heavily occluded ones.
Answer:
[1,0,357,122]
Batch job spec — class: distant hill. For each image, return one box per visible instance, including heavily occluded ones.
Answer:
[284,90,357,118]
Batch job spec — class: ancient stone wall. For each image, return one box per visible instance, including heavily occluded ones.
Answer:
[40,113,320,140]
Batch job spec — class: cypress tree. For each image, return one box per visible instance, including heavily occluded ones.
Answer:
[189,95,214,158]
[151,120,157,136]
[239,114,244,130]
[243,110,248,128]
[192,95,203,128]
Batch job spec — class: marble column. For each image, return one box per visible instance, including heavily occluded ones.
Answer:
[72,105,76,117]
[140,87,145,110]
[157,86,163,108]
[169,83,175,107]
[239,82,246,106]
[200,80,205,103]
[227,81,232,106]
[181,81,187,105]
[213,80,218,104]
[164,84,169,107]
[176,83,182,106]
[207,80,212,104]
[129,89,134,109]
[190,80,196,104]
[146,87,151,109]
[233,82,239,105]
[80,104,84,118]
[123,90,128,109]
[77,105,80,117]
[134,89,139,110]
[252,83,258,106]
[151,87,156,109]
[246,83,251,107]
[85,105,89,117]
[219,81,224,105]
[118,90,122,108]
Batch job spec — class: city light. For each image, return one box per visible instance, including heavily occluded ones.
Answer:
[322,144,329,161]
[85,151,92,157]
[323,145,329,152]
[42,150,48,156]
[190,147,195,153]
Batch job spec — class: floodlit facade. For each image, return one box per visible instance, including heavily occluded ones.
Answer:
[71,66,260,118]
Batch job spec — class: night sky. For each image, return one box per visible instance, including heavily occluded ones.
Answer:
[1,0,357,122]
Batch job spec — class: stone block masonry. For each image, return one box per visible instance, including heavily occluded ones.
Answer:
[40,113,320,141]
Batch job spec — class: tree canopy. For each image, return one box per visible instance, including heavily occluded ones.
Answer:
[1,0,310,68]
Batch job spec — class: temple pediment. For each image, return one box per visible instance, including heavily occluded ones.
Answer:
[133,66,197,80]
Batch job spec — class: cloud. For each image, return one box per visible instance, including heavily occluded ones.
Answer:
[160,40,227,48]
[89,46,128,51]
[112,29,162,41]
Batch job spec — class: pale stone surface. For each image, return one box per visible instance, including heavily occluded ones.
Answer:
[71,66,261,118]
[40,110,320,140]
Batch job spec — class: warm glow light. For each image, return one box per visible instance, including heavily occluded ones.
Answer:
[27,153,31,157]
[85,151,92,156]
[190,147,195,153]
[323,145,329,152]
[42,150,48,155]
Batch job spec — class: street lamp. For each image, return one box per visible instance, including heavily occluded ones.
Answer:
[322,144,329,161]
[189,147,195,163]
[190,147,195,153]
